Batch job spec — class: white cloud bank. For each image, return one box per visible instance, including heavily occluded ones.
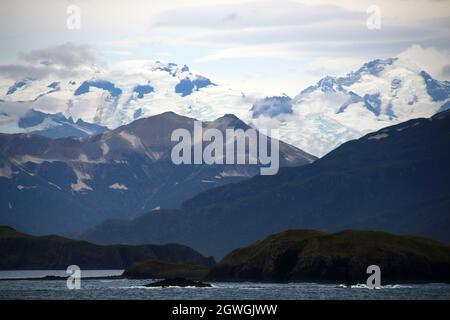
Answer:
[0,0,448,94]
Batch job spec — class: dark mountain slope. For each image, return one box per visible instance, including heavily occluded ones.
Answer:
[83,111,450,259]
[0,225,214,269]
[186,110,450,235]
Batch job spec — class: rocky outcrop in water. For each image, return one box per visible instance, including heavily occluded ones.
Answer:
[144,278,212,288]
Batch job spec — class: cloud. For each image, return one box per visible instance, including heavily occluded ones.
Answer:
[441,65,450,78]
[192,21,446,47]
[397,44,450,80]
[152,2,362,29]
[1,1,448,96]
[0,64,51,79]
[102,50,133,57]
[0,43,103,79]
[147,1,449,65]
[194,44,299,62]
[18,43,99,68]
[0,101,32,118]
[303,56,368,77]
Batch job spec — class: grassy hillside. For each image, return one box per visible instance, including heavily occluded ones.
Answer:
[209,230,450,282]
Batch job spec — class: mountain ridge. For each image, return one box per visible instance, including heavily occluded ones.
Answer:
[0,111,314,235]
[82,110,450,258]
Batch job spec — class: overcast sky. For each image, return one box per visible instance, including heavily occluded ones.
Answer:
[0,0,449,95]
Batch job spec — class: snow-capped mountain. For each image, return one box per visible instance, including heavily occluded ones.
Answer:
[1,57,449,157]
[0,60,253,130]
[251,58,450,156]
[0,107,108,138]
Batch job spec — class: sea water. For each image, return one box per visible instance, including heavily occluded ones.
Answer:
[0,270,449,300]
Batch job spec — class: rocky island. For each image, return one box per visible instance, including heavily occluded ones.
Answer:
[208,230,450,283]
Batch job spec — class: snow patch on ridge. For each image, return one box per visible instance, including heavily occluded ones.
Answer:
[109,183,128,190]
[119,131,144,149]
[100,142,110,156]
[368,133,389,140]
[0,164,13,179]
[71,168,92,192]
[219,170,252,177]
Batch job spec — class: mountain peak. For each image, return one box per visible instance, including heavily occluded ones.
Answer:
[298,75,343,96]
[211,114,249,130]
[419,70,450,102]
[222,113,240,120]
[317,76,341,92]
[356,58,396,76]
[159,111,180,118]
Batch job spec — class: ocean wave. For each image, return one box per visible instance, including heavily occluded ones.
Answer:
[118,285,162,290]
[118,285,216,289]
[337,283,412,289]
